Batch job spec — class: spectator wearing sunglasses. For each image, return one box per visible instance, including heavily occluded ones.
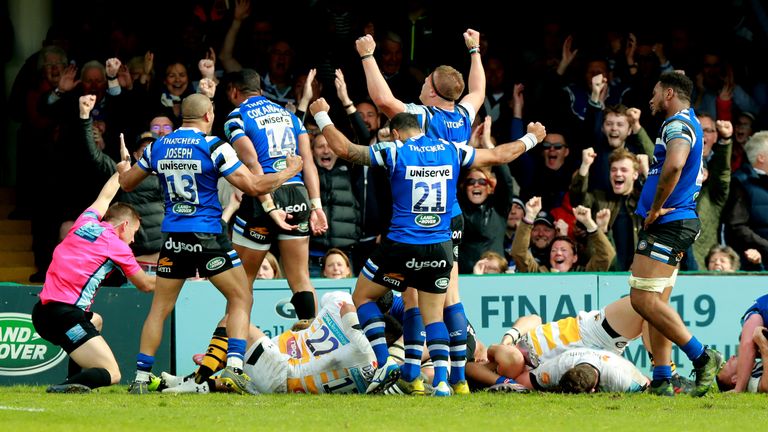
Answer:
[458,165,515,274]
[149,114,174,137]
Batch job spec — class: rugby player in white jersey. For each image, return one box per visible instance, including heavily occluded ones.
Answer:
[161,292,379,394]
[518,347,650,393]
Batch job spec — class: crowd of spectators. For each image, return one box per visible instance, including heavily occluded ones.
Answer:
[7,0,768,281]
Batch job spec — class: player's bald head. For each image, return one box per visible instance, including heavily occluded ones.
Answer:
[182,94,213,120]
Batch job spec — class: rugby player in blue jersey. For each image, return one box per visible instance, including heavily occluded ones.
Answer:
[224,69,327,321]
[628,72,723,396]
[355,29,487,395]
[309,97,544,396]
[118,94,302,394]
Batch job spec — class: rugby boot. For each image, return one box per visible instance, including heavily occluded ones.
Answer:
[691,347,724,397]
[383,377,426,395]
[219,366,258,395]
[366,357,401,394]
[46,383,91,393]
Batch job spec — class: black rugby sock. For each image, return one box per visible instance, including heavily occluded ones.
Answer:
[65,367,111,389]
[291,291,316,319]
[67,357,82,379]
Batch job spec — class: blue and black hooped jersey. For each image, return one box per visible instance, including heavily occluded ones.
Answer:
[369,133,475,244]
[224,95,306,184]
[741,294,768,327]
[139,127,242,233]
[637,108,703,224]
[405,103,476,218]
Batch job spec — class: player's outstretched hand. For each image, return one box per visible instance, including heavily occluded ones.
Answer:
[119,132,131,163]
[269,208,298,231]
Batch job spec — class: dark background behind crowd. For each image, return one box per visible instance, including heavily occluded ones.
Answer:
[2,0,768,281]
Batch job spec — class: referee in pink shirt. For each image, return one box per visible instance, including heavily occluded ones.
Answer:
[32,173,155,393]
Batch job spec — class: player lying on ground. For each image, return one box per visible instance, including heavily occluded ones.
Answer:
[158,292,401,394]
[716,294,768,393]
[466,295,692,393]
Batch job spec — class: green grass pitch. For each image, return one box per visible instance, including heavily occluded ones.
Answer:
[1,385,766,431]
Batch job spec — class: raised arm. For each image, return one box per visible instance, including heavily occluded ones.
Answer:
[461,29,485,114]
[471,122,546,167]
[219,0,250,72]
[79,95,117,175]
[310,98,372,166]
[335,68,371,143]
[707,120,733,207]
[117,137,150,192]
[105,58,122,97]
[90,173,122,216]
[198,48,218,85]
[510,197,544,273]
[626,107,655,157]
[355,34,406,118]
[296,68,317,119]
[575,205,616,271]
[570,147,596,206]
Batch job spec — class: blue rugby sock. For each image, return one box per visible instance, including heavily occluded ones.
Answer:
[652,365,672,381]
[226,337,246,371]
[357,302,390,365]
[425,322,450,386]
[401,307,425,381]
[681,337,705,363]
[136,353,154,372]
[444,303,467,384]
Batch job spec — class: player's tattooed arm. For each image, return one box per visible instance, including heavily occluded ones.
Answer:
[346,143,371,166]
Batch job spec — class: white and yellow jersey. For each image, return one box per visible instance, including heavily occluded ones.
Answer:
[518,309,632,368]
[530,348,649,393]
[276,295,376,394]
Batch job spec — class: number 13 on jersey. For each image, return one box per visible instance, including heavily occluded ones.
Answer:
[158,159,203,204]
[406,165,452,213]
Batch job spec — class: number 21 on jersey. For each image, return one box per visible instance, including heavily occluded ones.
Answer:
[405,165,452,213]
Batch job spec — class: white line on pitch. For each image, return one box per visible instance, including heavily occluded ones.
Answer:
[0,405,45,412]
